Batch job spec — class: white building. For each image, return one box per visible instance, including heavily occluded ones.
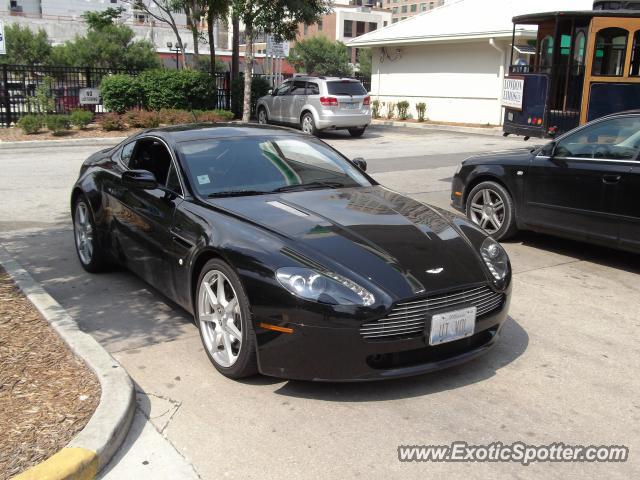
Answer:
[348,0,593,125]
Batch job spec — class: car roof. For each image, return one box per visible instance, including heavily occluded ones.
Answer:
[141,122,303,143]
[289,75,362,82]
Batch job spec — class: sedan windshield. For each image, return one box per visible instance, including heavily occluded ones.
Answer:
[178,135,372,197]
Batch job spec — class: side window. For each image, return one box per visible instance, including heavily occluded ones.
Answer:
[166,163,183,196]
[275,83,291,96]
[592,27,628,76]
[289,80,307,95]
[129,138,173,185]
[307,82,320,95]
[120,141,136,167]
[630,30,640,76]
[554,117,640,160]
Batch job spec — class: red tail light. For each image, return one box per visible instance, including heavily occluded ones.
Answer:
[320,96,338,107]
[363,96,370,106]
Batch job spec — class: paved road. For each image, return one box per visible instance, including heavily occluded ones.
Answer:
[1,127,638,479]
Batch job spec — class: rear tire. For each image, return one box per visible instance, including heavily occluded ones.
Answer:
[73,197,109,273]
[300,112,318,136]
[196,259,258,379]
[348,127,366,138]
[465,181,518,241]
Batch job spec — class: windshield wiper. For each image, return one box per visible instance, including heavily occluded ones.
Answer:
[207,190,270,198]
[272,181,346,193]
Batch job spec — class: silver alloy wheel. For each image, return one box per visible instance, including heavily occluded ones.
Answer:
[301,115,313,134]
[74,202,94,265]
[469,188,505,234]
[198,270,243,368]
[258,109,267,124]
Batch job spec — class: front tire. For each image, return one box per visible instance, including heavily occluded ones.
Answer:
[465,181,518,240]
[348,127,366,137]
[196,259,258,379]
[257,107,268,125]
[73,198,108,273]
[300,112,318,136]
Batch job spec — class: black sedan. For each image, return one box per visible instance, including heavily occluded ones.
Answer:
[452,111,640,253]
[71,123,511,381]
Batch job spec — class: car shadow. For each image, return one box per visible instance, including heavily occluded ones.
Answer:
[271,315,527,402]
[318,130,384,140]
[505,230,640,275]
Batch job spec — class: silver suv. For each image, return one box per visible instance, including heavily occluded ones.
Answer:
[256,76,371,137]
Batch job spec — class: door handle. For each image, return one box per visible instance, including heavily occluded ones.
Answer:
[602,174,621,184]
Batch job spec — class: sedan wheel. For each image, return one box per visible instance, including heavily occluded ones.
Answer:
[196,260,258,378]
[73,198,108,273]
[465,181,518,240]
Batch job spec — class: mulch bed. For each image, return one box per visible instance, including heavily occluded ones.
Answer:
[0,269,100,479]
[0,124,139,143]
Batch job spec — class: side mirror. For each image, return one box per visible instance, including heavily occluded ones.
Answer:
[122,170,158,190]
[352,157,367,171]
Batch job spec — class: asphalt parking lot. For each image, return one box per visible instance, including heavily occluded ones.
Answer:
[1,126,638,479]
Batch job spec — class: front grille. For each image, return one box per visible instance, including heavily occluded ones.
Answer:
[360,286,504,340]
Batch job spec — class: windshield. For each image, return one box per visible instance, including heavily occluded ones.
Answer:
[326,81,367,96]
[178,135,372,196]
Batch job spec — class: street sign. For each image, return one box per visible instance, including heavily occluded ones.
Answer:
[79,88,101,105]
[266,35,290,57]
[0,21,6,55]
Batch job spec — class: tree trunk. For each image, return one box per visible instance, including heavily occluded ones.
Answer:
[231,14,240,81]
[242,24,253,123]
[191,27,199,68]
[207,9,216,75]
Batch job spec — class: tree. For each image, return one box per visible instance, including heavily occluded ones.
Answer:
[357,48,372,77]
[287,36,352,77]
[231,0,328,122]
[205,0,230,76]
[0,24,52,65]
[183,0,205,63]
[124,0,187,68]
[51,12,160,70]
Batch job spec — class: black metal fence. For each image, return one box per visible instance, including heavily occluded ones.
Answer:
[0,64,371,127]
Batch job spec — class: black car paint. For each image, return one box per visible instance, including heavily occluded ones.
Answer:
[72,123,511,381]
[452,114,640,253]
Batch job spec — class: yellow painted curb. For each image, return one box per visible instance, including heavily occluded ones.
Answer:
[12,447,98,480]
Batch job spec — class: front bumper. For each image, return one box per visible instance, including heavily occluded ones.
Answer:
[254,293,510,381]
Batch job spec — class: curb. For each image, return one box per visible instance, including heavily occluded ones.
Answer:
[0,137,126,149]
[0,246,135,480]
[371,119,504,136]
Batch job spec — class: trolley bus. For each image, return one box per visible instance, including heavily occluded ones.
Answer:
[503,1,640,138]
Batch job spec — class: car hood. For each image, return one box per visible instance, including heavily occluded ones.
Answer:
[208,186,489,299]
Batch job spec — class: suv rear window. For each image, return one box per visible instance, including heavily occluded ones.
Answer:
[326,81,367,96]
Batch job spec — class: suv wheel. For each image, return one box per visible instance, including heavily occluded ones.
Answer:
[301,113,318,136]
[348,127,366,138]
[257,107,268,125]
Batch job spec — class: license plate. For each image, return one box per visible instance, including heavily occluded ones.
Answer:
[341,102,358,110]
[428,306,476,346]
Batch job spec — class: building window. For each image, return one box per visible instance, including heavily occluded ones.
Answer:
[383,21,388,27]
[401,5,408,13]
[368,22,377,32]
[392,7,398,13]
[392,18,398,23]
[110,0,117,3]
[356,21,365,36]
[318,19,323,31]
[592,27,628,76]
[344,20,353,37]
[420,3,427,11]
[410,4,417,12]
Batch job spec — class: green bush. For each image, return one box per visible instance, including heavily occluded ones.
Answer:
[371,99,381,119]
[70,109,93,129]
[386,102,395,119]
[415,102,426,122]
[138,69,216,111]
[124,109,161,128]
[397,100,410,120]
[45,115,71,135]
[231,76,271,118]
[99,112,125,131]
[194,109,234,122]
[100,74,141,114]
[17,114,42,134]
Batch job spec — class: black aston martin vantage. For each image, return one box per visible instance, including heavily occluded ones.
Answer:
[71,123,511,381]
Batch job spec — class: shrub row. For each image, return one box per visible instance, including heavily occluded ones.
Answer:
[370,100,428,122]
[17,109,94,135]
[101,70,220,113]
[99,109,234,131]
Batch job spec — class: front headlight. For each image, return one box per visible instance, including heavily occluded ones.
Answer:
[480,237,509,281]
[276,267,375,306]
